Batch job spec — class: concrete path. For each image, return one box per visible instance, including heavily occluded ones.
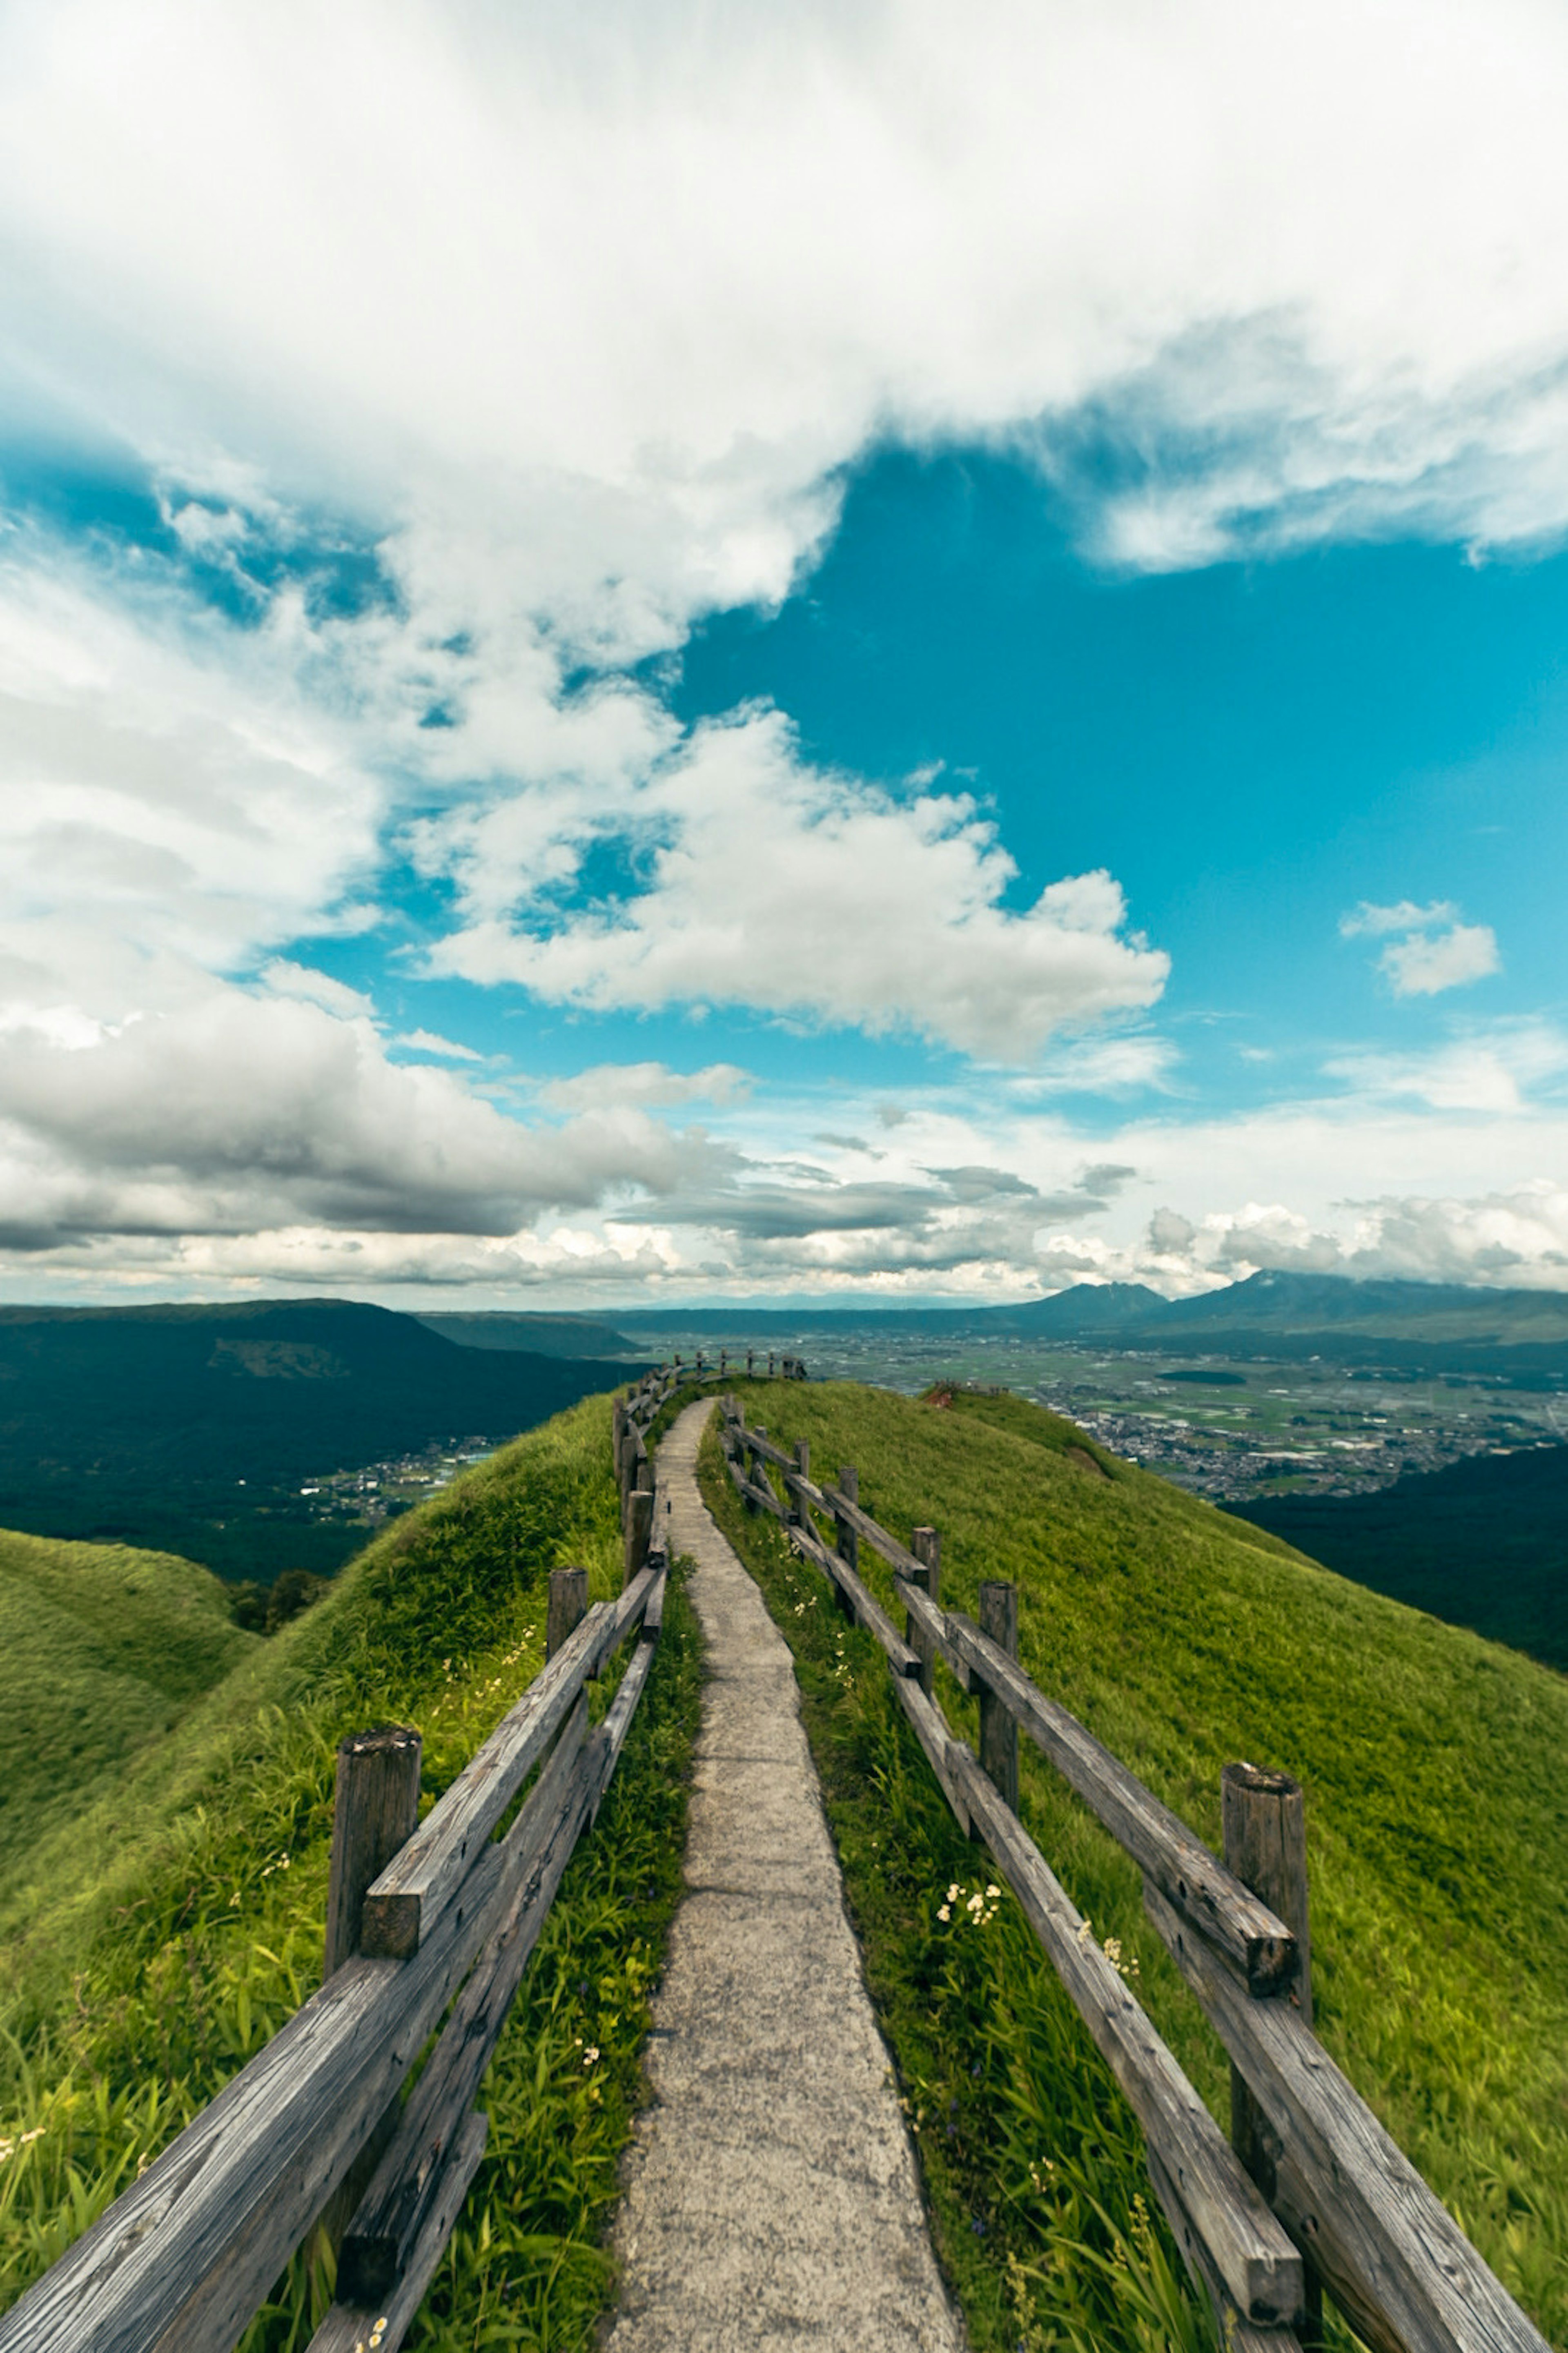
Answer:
[606,1398,964,2353]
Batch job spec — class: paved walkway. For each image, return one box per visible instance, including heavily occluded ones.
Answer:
[606,1398,964,2353]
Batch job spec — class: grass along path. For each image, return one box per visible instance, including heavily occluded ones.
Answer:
[0,1392,704,2353]
[697,1381,1568,2353]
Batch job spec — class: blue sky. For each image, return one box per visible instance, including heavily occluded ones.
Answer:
[2,0,1567,1304]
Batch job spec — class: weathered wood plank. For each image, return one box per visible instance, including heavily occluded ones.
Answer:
[1223,1762,1323,2344]
[360,1603,612,1958]
[786,1517,921,1677]
[818,1482,925,1581]
[891,1574,973,1691]
[308,2110,489,2353]
[314,1725,423,2255]
[641,1564,667,1641]
[889,1670,971,1834]
[595,1635,657,1795]
[976,1580,1020,1812]
[323,1727,423,1981]
[1147,2145,1305,2353]
[624,1486,654,1586]
[0,1837,522,2353]
[944,1611,1296,1996]
[1142,1885,1551,2353]
[905,1527,939,1697]
[546,1566,589,1661]
[339,1704,594,2304]
[950,1748,1302,2328]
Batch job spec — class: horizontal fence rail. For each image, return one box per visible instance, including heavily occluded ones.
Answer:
[0,1392,676,2353]
[714,1385,1550,2353]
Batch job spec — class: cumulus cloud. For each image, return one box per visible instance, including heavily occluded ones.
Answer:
[421,711,1168,1060]
[0,985,723,1248]
[4,1,1568,1295]
[539,1061,752,1112]
[1339,898,1501,997]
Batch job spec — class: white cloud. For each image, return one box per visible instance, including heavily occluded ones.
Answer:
[1325,1023,1568,1113]
[422,711,1168,1060]
[393,1029,484,1062]
[0,985,723,1248]
[1379,922,1501,998]
[539,1062,752,1112]
[4,2,1568,1295]
[1340,898,1500,997]
[261,960,374,1019]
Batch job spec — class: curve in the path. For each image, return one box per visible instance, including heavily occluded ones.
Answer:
[606,1397,964,2353]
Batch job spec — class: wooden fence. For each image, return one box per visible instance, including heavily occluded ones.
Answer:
[711,1382,1550,2353]
[0,1464,673,2353]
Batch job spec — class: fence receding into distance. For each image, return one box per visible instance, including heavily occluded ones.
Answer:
[0,1353,1552,2353]
[709,1374,1550,2353]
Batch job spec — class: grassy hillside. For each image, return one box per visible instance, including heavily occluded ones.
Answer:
[0,1528,258,1871]
[698,1381,1567,2353]
[0,1390,702,2353]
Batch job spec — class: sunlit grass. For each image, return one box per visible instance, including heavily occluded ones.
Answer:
[0,1391,704,2352]
[699,1381,1568,2352]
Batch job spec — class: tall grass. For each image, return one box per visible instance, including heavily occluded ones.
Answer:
[0,1392,704,2352]
[698,1382,1568,2353]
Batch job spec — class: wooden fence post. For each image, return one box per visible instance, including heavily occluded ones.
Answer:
[746,1349,754,1376]
[977,1581,1019,1813]
[324,1725,423,1980]
[316,1725,423,2265]
[832,1466,859,1620]
[792,1438,811,1527]
[546,1567,589,1660]
[1222,1761,1321,2343]
[625,1488,654,1587]
[908,1526,940,1697]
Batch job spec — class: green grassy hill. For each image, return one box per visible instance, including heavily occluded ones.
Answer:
[697,1381,1567,2353]
[0,1528,259,1871]
[0,1391,702,2352]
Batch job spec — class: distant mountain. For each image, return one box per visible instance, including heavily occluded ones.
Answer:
[609,1271,1568,1376]
[417,1311,639,1358]
[987,1282,1170,1333]
[0,1299,649,1581]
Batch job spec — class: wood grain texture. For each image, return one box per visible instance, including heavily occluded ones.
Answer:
[976,1581,1020,1813]
[785,1515,921,1676]
[360,1602,612,1959]
[624,1487,655,1587]
[308,2110,489,2353]
[546,1567,589,1662]
[1147,2145,1305,2353]
[1142,1885,1550,2353]
[889,1670,971,1835]
[1223,1761,1323,2345]
[951,1750,1302,2328]
[339,1702,594,2304]
[323,1728,423,1981]
[943,1611,1297,1996]
[0,1839,519,2353]
[906,1527,940,1697]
